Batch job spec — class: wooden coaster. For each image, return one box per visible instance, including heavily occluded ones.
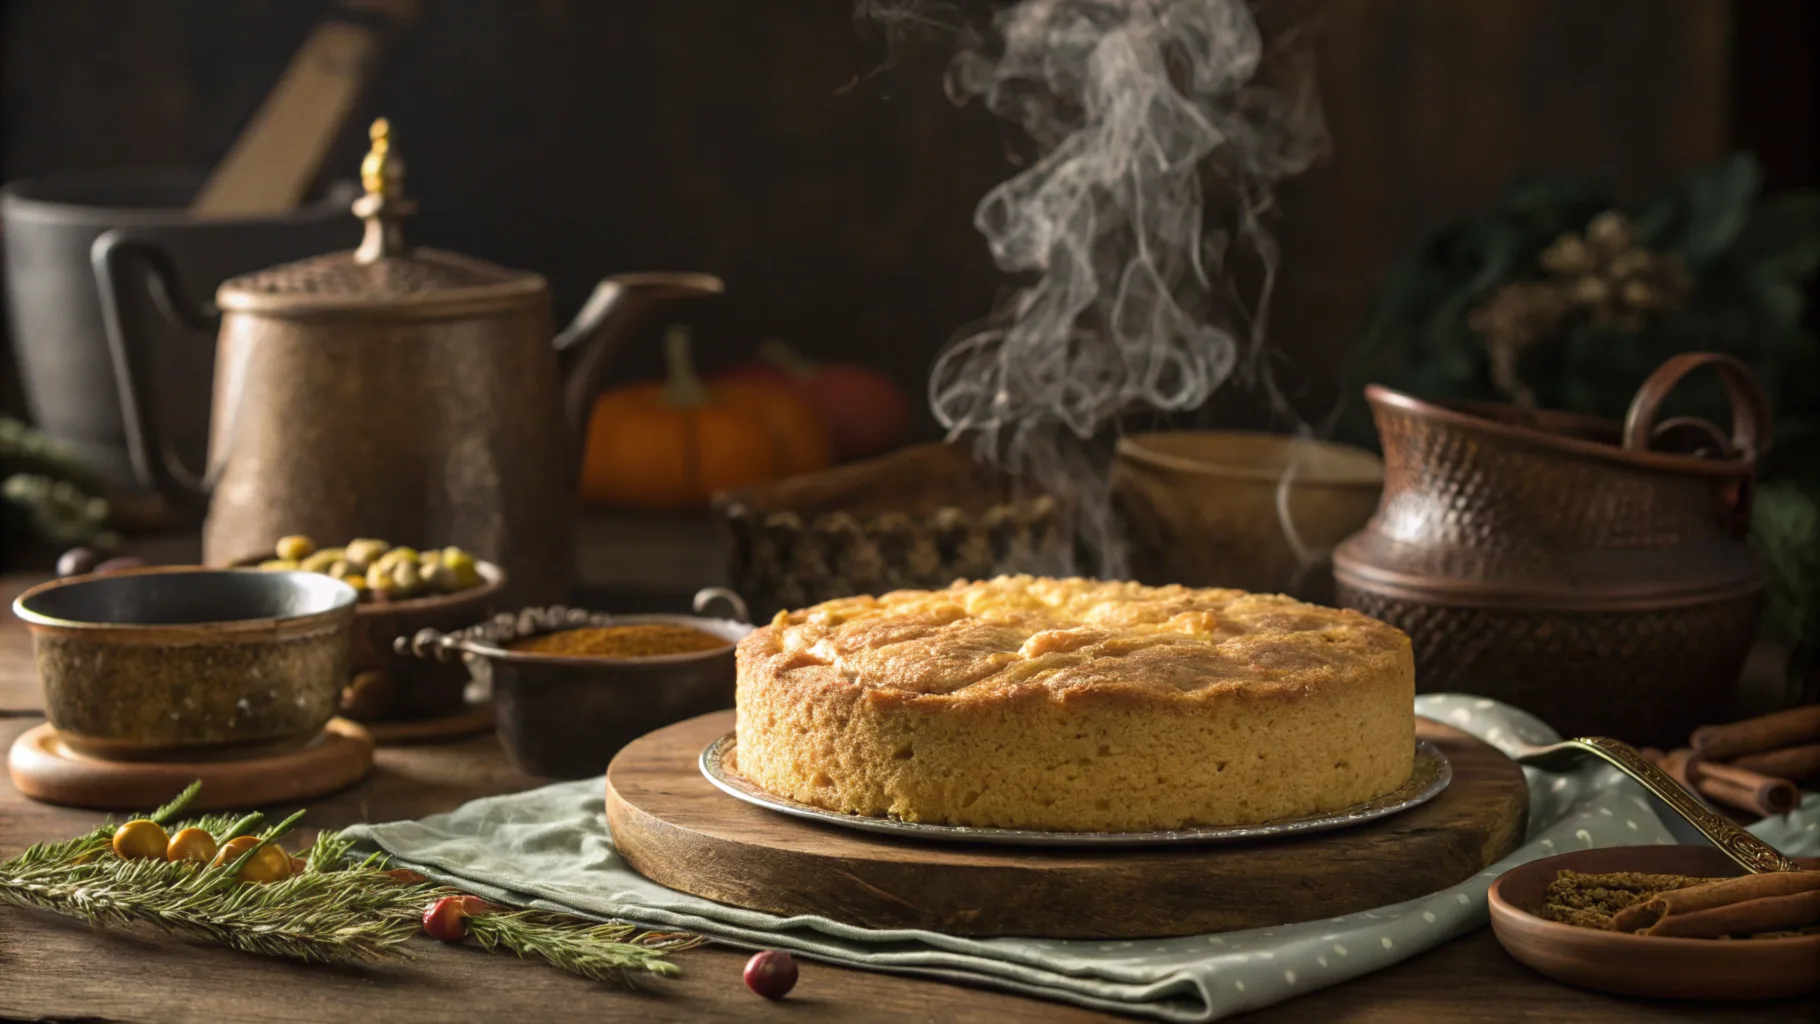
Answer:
[361,701,496,746]
[607,711,1529,939]
[8,718,374,811]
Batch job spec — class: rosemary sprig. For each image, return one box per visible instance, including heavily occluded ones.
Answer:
[469,912,707,983]
[0,802,436,965]
[0,781,205,872]
[0,783,707,983]
[0,854,436,964]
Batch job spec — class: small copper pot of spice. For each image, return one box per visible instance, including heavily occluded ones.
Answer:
[399,589,752,777]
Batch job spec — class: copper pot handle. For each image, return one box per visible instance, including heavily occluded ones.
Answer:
[1621,352,1774,460]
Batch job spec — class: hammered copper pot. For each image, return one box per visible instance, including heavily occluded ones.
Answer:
[1333,353,1771,747]
[100,121,721,605]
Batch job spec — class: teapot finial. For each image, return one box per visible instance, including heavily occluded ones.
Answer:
[353,117,415,263]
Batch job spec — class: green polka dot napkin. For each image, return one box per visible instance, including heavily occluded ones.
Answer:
[344,694,1819,1021]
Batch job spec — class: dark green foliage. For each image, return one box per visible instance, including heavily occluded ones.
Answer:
[0,416,116,556]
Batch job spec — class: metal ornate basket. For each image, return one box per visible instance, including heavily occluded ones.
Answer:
[716,443,1067,621]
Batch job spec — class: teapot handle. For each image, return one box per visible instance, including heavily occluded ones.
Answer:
[91,230,221,511]
[1621,352,1773,540]
[553,272,725,460]
[1621,352,1773,460]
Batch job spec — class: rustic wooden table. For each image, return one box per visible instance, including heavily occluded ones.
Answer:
[0,538,1811,1022]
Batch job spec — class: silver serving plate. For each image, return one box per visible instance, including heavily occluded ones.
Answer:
[699,733,1452,847]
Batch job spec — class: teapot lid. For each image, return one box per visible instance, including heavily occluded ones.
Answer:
[215,119,545,317]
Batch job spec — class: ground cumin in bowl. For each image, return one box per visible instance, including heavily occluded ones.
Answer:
[397,593,753,777]
[507,624,731,659]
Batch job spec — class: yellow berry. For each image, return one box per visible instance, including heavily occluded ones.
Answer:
[111,820,170,860]
[212,836,292,883]
[166,827,218,864]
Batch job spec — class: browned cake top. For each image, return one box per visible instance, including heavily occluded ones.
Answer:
[741,575,1409,699]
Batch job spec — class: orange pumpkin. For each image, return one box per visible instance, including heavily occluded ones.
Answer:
[579,327,831,509]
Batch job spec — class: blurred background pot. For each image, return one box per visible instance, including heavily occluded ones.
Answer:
[233,554,509,725]
[1112,431,1384,601]
[1,171,356,495]
[340,559,507,723]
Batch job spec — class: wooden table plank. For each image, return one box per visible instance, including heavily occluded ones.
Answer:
[1,566,1814,1022]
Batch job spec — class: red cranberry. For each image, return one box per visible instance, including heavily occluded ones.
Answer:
[422,895,470,942]
[743,949,798,1000]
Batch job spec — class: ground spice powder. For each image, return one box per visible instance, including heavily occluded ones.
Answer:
[1541,870,1718,930]
[509,624,729,658]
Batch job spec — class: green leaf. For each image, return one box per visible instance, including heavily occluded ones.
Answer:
[1649,154,1762,269]
[1734,191,1820,281]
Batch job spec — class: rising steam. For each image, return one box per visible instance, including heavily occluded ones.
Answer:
[857,0,1328,575]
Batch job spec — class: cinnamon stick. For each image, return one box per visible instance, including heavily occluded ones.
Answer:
[1691,706,1820,761]
[1689,758,1801,817]
[1733,743,1820,784]
[1642,889,1820,939]
[1611,871,1820,932]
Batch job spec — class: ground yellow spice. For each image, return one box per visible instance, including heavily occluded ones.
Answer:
[508,624,729,658]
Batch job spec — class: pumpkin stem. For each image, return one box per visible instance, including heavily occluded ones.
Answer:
[758,339,818,379]
[663,325,710,407]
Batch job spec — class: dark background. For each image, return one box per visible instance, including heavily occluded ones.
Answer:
[1,0,1815,435]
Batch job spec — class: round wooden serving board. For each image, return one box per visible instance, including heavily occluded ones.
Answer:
[606,711,1529,938]
[9,718,374,812]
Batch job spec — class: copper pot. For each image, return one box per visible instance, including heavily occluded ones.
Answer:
[101,120,721,604]
[1333,353,1772,747]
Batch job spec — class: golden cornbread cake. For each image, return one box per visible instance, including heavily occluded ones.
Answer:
[733,575,1416,832]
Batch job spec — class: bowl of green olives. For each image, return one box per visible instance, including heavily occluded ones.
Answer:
[242,536,507,723]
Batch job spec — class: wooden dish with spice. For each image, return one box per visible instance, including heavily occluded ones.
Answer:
[1488,846,1820,1000]
[396,589,753,778]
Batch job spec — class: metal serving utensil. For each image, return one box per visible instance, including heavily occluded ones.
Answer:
[1511,736,1799,874]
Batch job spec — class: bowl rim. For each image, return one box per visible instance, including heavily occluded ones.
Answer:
[460,613,753,667]
[12,565,359,634]
[1115,429,1385,486]
[1486,846,1820,952]
[348,558,507,614]
[1365,384,1757,479]
[226,554,507,613]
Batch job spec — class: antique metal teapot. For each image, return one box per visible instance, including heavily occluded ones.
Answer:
[101,120,721,602]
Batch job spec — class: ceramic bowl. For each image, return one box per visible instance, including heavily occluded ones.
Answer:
[13,566,358,759]
[1112,431,1383,601]
[231,556,508,722]
[397,589,755,778]
[1488,845,1820,1000]
[342,560,506,722]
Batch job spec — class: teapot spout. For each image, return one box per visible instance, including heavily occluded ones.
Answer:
[554,271,724,457]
